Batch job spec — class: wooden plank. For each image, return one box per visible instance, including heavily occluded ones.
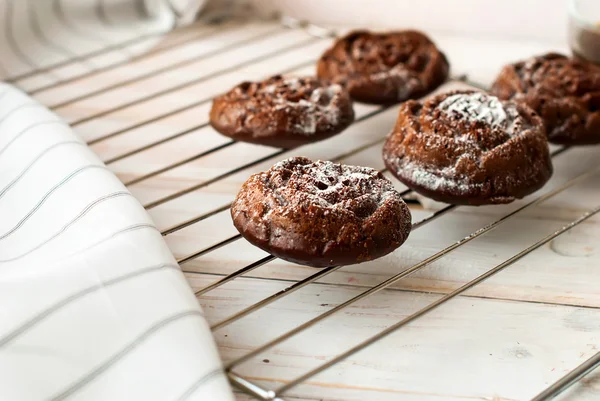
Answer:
[187,274,600,401]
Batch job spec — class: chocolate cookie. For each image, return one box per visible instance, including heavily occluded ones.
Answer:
[209,75,355,149]
[316,30,449,105]
[382,90,553,205]
[231,157,412,267]
[491,53,600,145]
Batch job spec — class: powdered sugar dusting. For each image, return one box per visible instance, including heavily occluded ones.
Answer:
[219,76,353,144]
[438,92,519,133]
[369,67,421,99]
[267,157,403,215]
[265,77,346,136]
[369,67,413,82]
[264,77,302,93]
[287,83,343,136]
[406,162,480,193]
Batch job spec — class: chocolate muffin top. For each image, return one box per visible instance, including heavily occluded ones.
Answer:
[317,30,449,105]
[210,75,355,149]
[231,157,412,267]
[382,90,553,205]
[491,53,600,145]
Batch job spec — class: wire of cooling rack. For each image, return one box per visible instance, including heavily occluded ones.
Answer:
[181,21,598,400]
[48,24,286,111]
[28,15,600,401]
[225,201,600,401]
[531,351,600,401]
[88,40,321,148]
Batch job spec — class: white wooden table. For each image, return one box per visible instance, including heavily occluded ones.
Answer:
[17,18,600,401]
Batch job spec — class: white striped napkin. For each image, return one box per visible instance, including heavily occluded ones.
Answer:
[0,1,235,400]
[0,82,235,401]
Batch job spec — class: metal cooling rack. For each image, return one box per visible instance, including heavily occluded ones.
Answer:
[24,15,600,401]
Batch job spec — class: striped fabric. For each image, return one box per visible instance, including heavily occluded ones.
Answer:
[0,0,205,85]
[0,1,235,400]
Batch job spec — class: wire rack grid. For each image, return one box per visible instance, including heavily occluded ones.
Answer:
[23,15,600,401]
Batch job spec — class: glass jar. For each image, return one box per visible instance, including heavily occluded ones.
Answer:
[568,0,600,64]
